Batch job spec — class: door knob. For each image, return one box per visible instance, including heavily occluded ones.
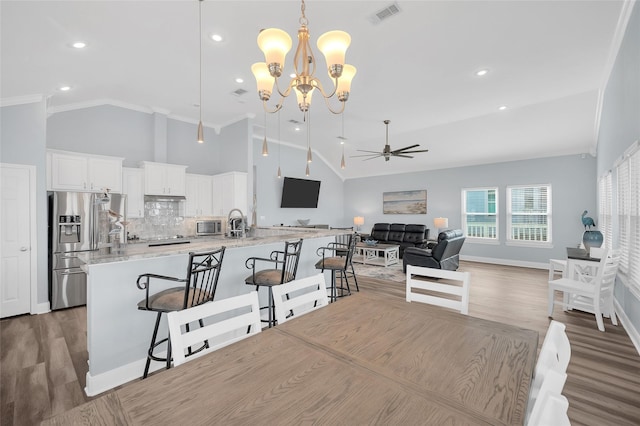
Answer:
[20,247,28,251]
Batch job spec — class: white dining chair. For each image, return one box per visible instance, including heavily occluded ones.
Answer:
[527,389,570,426]
[526,368,568,424]
[167,291,261,367]
[548,249,620,332]
[271,273,329,324]
[531,321,571,402]
[405,265,471,314]
[548,258,567,281]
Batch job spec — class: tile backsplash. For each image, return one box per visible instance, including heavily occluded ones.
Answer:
[126,199,224,241]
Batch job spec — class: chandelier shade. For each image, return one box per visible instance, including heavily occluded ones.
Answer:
[257,28,292,76]
[316,30,350,76]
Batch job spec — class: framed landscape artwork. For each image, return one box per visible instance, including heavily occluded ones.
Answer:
[383,190,427,214]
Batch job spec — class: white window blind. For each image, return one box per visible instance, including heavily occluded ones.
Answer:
[598,172,613,250]
[616,142,640,297]
[462,188,498,240]
[507,184,552,244]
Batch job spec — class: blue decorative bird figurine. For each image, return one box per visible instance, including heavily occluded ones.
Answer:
[581,210,596,230]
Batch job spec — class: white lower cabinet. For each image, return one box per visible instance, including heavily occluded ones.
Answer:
[122,167,144,218]
[185,174,213,217]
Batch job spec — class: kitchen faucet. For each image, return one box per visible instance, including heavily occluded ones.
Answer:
[227,208,245,238]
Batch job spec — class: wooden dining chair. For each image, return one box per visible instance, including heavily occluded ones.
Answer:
[526,389,570,426]
[167,291,261,367]
[136,247,226,378]
[548,249,620,331]
[405,265,471,314]
[271,273,329,324]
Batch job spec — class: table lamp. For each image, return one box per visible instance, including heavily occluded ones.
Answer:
[434,217,449,234]
[354,216,364,232]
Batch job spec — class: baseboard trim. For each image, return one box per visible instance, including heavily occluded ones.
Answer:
[34,302,51,315]
[85,352,167,397]
[461,255,549,270]
[614,299,640,356]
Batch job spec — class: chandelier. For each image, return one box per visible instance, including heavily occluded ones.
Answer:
[251,0,356,115]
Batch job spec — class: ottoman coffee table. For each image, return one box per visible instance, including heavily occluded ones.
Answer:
[353,243,400,267]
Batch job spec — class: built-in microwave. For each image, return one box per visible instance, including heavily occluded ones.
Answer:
[196,220,222,236]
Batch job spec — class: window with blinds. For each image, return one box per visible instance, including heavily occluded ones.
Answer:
[462,187,498,241]
[598,172,613,250]
[616,142,640,297]
[507,184,552,245]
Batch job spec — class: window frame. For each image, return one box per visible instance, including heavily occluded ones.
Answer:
[461,187,499,244]
[506,184,552,248]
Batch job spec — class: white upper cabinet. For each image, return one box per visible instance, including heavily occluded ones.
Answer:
[185,174,213,217]
[212,171,247,217]
[48,150,123,193]
[122,167,145,218]
[139,161,187,196]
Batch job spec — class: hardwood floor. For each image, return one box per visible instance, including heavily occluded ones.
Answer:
[1,260,639,425]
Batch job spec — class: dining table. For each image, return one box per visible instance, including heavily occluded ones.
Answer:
[42,289,538,425]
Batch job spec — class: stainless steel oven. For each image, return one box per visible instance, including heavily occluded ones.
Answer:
[196,220,222,236]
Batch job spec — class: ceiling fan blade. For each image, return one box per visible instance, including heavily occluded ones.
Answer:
[392,154,414,158]
[398,149,429,154]
[350,153,382,158]
[364,155,383,161]
[391,144,421,153]
[356,149,384,154]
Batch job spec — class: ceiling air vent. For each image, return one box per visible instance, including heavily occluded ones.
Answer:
[231,88,248,97]
[288,119,302,124]
[369,2,401,25]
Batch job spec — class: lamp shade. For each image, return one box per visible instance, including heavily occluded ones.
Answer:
[334,64,356,95]
[434,217,449,229]
[317,30,351,70]
[353,216,365,226]
[257,28,292,69]
[251,62,275,95]
[295,86,314,109]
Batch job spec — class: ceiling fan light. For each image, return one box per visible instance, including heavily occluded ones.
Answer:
[317,30,351,76]
[257,28,292,75]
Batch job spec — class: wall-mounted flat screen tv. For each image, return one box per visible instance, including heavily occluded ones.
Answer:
[280,177,321,208]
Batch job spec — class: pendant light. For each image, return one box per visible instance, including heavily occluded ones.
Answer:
[196,0,204,144]
[306,108,312,163]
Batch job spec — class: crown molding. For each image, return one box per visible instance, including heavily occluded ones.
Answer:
[0,94,45,107]
[48,98,154,115]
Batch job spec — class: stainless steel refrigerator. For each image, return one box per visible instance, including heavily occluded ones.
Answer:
[48,191,127,310]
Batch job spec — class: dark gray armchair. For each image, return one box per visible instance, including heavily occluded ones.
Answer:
[402,229,465,272]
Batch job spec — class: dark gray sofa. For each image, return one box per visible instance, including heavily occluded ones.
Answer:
[402,229,465,271]
[367,223,430,257]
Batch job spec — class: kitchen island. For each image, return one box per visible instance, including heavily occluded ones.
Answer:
[79,227,343,396]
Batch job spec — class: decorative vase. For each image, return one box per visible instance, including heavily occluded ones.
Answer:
[582,230,603,251]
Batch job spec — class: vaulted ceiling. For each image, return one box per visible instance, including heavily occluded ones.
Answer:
[1,1,626,178]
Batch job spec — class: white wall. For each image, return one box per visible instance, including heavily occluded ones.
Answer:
[596,3,640,339]
[344,154,596,265]
[0,100,49,306]
[252,137,345,228]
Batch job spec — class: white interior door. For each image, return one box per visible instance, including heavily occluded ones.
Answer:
[1,164,33,317]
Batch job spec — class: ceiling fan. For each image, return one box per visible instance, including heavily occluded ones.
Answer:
[352,120,429,162]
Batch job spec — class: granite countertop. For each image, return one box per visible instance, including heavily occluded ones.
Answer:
[78,227,344,266]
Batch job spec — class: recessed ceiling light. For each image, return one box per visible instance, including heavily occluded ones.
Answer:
[235,78,244,83]
[72,41,87,49]
[211,34,223,42]
[475,69,489,77]
[294,126,301,131]
[289,73,296,78]
[59,85,72,91]
[498,105,507,111]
